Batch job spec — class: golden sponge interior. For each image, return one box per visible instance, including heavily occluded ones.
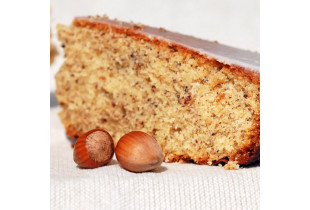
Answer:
[56,24,260,164]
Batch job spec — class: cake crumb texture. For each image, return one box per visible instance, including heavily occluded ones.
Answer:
[55,18,260,168]
[224,161,240,170]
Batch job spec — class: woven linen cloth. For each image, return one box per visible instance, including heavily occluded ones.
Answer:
[51,106,260,210]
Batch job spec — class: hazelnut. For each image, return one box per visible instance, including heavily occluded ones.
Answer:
[115,131,164,172]
[73,129,114,169]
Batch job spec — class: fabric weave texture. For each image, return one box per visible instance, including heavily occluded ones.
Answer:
[51,107,259,210]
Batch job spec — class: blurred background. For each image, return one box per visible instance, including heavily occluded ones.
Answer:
[50,0,259,92]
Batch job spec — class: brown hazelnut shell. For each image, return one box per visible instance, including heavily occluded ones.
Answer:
[73,129,114,169]
[115,131,164,172]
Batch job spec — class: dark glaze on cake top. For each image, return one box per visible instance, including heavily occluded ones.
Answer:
[76,16,260,72]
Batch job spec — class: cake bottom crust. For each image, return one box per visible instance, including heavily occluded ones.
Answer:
[64,123,260,167]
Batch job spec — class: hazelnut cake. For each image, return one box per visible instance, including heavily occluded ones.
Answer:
[55,16,260,169]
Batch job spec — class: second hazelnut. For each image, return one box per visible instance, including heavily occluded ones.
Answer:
[115,131,164,172]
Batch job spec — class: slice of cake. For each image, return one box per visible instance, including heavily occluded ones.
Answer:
[56,16,260,168]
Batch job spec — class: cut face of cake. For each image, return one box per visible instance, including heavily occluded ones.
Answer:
[55,16,260,168]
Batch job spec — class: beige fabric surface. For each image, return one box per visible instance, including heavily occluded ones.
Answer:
[51,106,259,210]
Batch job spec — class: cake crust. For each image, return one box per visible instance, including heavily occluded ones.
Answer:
[74,17,260,71]
[57,16,260,167]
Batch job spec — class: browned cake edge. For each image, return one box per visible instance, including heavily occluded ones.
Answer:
[61,17,260,166]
